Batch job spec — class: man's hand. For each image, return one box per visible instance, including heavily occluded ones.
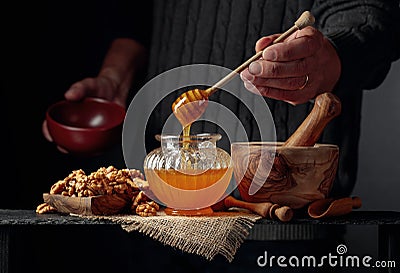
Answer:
[41,75,123,153]
[240,26,341,105]
[42,38,146,153]
[63,75,125,106]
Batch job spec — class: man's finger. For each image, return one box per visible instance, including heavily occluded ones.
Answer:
[255,34,281,52]
[262,27,322,61]
[243,75,309,91]
[248,58,311,78]
[64,78,98,101]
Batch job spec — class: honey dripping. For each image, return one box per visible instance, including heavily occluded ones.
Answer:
[182,123,191,149]
[172,88,209,169]
[181,123,191,168]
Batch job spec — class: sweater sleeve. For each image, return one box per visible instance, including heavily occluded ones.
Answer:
[312,0,400,91]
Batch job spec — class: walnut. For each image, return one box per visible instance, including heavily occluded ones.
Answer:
[129,169,145,180]
[132,191,149,207]
[130,191,160,216]
[113,183,128,194]
[136,201,159,217]
[36,203,57,214]
[50,180,66,194]
[45,166,157,215]
[132,178,149,190]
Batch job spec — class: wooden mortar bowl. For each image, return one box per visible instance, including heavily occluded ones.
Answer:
[231,142,339,209]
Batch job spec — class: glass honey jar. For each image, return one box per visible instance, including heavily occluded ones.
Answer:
[143,133,233,216]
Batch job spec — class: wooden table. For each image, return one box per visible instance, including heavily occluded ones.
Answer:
[1,210,399,273]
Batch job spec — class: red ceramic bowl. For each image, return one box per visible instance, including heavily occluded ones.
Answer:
[46,97,126,156]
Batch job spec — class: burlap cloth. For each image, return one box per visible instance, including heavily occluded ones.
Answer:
[81,209,261,262]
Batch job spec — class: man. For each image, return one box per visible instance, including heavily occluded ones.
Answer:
[43,0,400,198]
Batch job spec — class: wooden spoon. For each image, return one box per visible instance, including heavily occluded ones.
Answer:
[308,196,362,219]
[172,11,316,127]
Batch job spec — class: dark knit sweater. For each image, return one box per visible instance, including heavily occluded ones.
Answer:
[137,0,400,197]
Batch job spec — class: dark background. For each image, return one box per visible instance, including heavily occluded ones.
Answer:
[354,59,400,211]
[2,1,136,209]
[2,1,399,212]
[1,3,399,273]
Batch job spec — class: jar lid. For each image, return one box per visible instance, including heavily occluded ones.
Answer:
[155,133,222,143]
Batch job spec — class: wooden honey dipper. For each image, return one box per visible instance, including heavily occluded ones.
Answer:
[212,195,294,222]
[172,11,316,127]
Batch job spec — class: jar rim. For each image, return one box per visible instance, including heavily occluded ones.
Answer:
[155,133,222,142]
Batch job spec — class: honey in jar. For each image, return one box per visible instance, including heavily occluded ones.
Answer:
[143,133,233,216]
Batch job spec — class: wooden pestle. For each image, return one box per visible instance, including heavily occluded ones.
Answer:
[220,195,294,222]
[283,92,341,147]
[172,11,316,127]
